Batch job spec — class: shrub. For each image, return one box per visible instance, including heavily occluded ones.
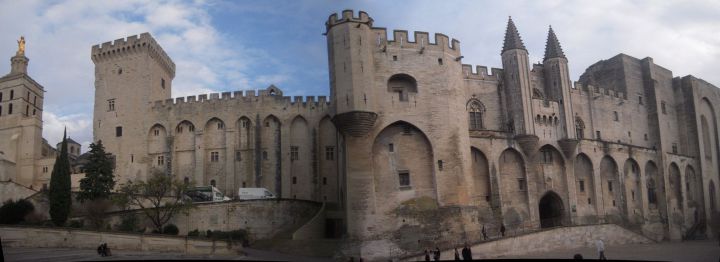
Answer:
[188,229,200,237]
[207,229,248,242]
[0,199,35,224]
[68,220,84,228]
[162,224,179,235]
[116,214,138,232]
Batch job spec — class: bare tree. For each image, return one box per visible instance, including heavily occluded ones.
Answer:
[116,169,193,233]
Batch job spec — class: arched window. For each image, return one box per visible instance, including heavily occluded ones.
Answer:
[647,178,657,205]
[575,117,585,139]
[467,99,486,130]
[210,179,216,187]
[387,74,417,102]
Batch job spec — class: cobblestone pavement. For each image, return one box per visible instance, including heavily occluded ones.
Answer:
[3,247,333,261]
[499,240,720,262]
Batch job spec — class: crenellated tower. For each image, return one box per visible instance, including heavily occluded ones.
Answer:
[543,26,576,140]
[325,10,378,137]
[91,33,175,182]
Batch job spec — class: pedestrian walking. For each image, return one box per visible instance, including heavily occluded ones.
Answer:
[1,236,5,262]
[482,225,488,240]
[425,248,431,261]
[433,247,441,261]
[500,223,506,237]
[596,239,606,260]
[461,243,472,260]
[454,247,460,260]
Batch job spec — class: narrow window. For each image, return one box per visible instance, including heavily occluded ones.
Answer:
[613,111,619,121]
[292,176,297,184]
[437,160,443,171]
[542,149,553,163]
[8,103,12,114]
[33,96,36,105]
[108,99,115,111]
[25,105,28,116]
[10,90,14,99]
[612,200,616,207]
[672,143,678,153]
[116,126,122,137]
[392,55,397,61]
[608,181,613,192]
[265,121,269,127]
[235,150,242,161]
[323,177,327,185]
[398,171,410,188]
[242,182,246,187]
[0,92,3,101]
[131,154,134,163]
[210,151,219,162]
[161,78,166,89]
[596,130,601,140]
[438,58,443,65]
[157,155,164,166]
[518,179,526,191]
[388,143,394,152]
[217,122,224,129]
[26,91,29,100]
[661,101,667,114]
[32,109,35,115]
[588,198,592,204]
[188,125,195,132]
[325,146,335,161]
[154,129,159,136]
[631,190,635,200]
[0,105,3,116]
[263,151,268,160]
[290,146,299,161]
[579,180,585,192]
[639,96,643,105]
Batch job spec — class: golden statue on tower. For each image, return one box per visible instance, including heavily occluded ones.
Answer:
[17,36,25,55]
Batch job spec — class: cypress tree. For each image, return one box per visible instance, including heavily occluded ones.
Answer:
[49,128,72,226]
[77,140,115,202]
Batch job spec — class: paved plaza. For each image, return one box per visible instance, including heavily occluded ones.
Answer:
[500,240,720,261]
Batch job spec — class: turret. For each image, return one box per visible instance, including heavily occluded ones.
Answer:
[501,17,534,136]
[325,10,378,137]
[542,26,575,139]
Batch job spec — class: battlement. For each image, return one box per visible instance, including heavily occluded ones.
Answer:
[150,86,330,112]
[371,28,460,55]
[91,33,176,77]
[461,64,502,81]
[571,81,628,100]
[325,10,373,32]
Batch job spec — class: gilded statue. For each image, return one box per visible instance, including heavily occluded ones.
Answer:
[17,36,25,55]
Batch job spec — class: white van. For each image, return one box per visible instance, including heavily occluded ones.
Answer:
[185,186,231,202]
[238,188,276,200]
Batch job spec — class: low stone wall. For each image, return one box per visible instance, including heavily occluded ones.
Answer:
[103,199,322,240]
[0,226,240,255]
[402,224,653,261]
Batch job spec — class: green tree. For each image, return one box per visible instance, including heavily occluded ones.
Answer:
[77,140,115,202]
[49,128,72,226]
[117,169,193,233]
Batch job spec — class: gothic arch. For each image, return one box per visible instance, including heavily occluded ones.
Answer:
[646,161,667,218]
[467,99,486,130]
[204,117,227,192]
[236,116,253,149]
[371,121,436,215]
[470,147,491,204]
[669,162,683,210]
[623,158,643,222]
[536,145,567,206]
[387,74,418,101]
[574,153,596,217]
[499,148,529,226]
[600,155,624,217]
[147,124,168,154]
[290,116,312,200]
[174,120,197,187]
[319,116,339,203]
[261,115,282,195]
[575,117,585,139]
[234,116,254,193]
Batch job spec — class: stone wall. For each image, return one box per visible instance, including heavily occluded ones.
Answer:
[403,224,652,261]
[101,199,322,240]
[0,225,239,255]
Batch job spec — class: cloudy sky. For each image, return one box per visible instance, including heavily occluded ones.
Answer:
[0,0,718,152]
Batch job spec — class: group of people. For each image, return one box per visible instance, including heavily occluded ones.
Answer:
[96,243,111,257]
[481,223,506,240]
[424,243,473,261]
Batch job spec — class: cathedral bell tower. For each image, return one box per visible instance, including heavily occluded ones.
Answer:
[543,27,579,155]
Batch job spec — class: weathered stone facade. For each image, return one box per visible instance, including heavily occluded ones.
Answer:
[84,9,720,259]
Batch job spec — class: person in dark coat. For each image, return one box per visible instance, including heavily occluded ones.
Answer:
[482,225,488,240]
[500,223,506,237]
[454,247,461,260]
[1,236,5,261]
[461,243,472,260]
[433,247,441,261]
[425,248,431,261]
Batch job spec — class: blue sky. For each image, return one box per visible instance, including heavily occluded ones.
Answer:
[0,0,718,151]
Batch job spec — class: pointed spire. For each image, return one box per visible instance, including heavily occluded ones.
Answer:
[502,16,527,54]
[544,26,566,61]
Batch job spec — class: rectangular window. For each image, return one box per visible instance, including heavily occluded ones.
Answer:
[672,143,678,154]
[661,101,667,114]
[235,150,242,161]
[217,122,224,129]
[116,126,122,137]
[154,129,159,136]
[8,103,12,114]
[639,96,643,105]
[157,155,164,166]
[438,58,443,65]
[542,149,553,163]
[210,151,219,162]
[518,179,526,191]
[398,171,410,188]
[632,190,635,200]
[579,180,585,192]
[613,111,619,121]
[392,55,397,61]
[388,143,394,152]
[437,160,443,171]
[325,146,335,161]
[131,154,134,163]
[263,151,268,160]
[596,130,601,140]
[608,181,613,192]
[291,146,299,161]
[161,78,166,89]
[33,96,36,105]
[588,198,592,204]
[323,177,327,185]
[293,176,297,184]
[43,166,48,173]
[10,90,14,99]
[108,99,115,111]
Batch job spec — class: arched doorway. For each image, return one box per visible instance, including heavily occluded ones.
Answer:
[539,191,564,228]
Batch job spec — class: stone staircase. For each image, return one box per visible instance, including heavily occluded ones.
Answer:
[684,219,707,240]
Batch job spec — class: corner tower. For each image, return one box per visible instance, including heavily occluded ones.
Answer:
[543,26,575,139]
[325,10,378,137]
[91,33,175,182]
[501,17,534,136]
